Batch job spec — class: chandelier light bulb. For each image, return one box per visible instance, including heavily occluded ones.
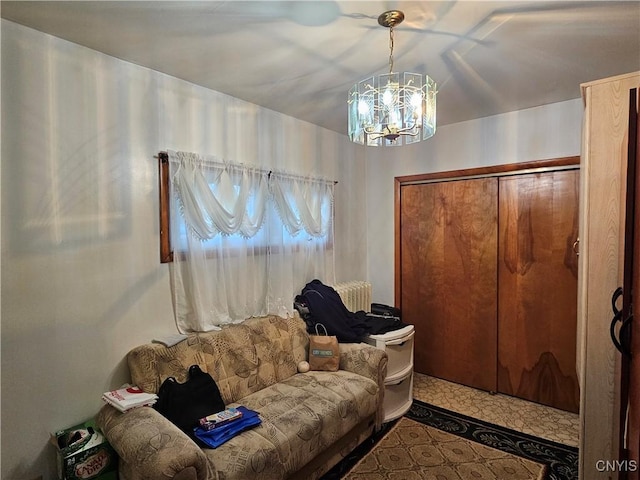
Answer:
[358,100,369,115]
[382,87,394,106]
[411,92,422,109]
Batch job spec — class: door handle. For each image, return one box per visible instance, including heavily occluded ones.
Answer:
[612,286,623,315]
[610,287,631,357]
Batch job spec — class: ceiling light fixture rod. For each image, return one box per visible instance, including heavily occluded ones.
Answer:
[388,23,394,74]
[379,10,404,74]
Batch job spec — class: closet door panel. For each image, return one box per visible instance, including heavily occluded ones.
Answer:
[401,178,498,392]
[498,170,580,412]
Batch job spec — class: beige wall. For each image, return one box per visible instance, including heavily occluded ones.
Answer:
[1,18,586,480]
[1,20,366,479]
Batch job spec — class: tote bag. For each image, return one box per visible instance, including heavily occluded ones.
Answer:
[308,323,340,371]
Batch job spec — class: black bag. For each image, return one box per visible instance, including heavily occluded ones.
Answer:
[154,365,225,435]
[371,303,401,319]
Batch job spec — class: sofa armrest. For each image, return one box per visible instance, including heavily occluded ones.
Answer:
[339,343,388,429]
[96,405,213,480]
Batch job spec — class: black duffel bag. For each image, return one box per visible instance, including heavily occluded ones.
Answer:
[154,364,225,436]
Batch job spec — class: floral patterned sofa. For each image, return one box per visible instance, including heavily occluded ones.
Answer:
[96,314,388,480]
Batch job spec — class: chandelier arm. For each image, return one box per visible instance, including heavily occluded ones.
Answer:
[364,124,421,139]
[364,125,382,135]
[396,127,421,137]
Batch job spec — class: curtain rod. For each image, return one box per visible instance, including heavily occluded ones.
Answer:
[156,151,337,185]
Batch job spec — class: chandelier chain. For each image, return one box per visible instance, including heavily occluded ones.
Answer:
[388,26,394,74]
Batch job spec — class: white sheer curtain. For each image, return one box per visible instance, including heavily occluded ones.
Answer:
[168,150,335,332]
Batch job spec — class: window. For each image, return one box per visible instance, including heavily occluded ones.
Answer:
[158,150,335,331]
[159,152,333,262]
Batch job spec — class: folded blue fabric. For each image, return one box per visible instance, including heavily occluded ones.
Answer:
[194,406,262,448]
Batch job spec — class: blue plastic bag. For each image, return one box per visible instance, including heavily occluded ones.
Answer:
[193,406,261,448]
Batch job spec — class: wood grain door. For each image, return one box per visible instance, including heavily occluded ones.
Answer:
[400,177,498,392]
[497,170,580,412]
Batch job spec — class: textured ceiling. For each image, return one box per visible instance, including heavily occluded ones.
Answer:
[3,1,639,135]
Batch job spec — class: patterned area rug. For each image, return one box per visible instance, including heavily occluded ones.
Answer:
[407,400,579,480]
[342,417,546,479]
[321,400,578,480]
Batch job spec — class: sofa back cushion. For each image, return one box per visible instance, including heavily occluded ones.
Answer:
[127,315,309,405]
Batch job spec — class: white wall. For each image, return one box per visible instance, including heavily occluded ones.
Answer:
[0,20,366,480]
[364,99,585,305]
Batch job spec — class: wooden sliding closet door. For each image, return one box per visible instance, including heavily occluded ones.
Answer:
[498,170,580,413]
[401,178,498,392]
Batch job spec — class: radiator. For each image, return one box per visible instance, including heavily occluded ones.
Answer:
[332,281,372,312]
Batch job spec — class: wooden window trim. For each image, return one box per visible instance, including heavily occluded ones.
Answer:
[159,152,173,263]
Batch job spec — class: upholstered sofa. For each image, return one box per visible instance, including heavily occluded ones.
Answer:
[96,314,388,480]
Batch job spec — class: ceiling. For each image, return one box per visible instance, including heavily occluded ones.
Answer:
[2,1,639,135]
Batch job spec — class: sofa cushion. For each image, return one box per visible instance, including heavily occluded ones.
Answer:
[202,370,379,479]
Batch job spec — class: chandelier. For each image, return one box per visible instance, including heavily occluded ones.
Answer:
[348,10,437,146]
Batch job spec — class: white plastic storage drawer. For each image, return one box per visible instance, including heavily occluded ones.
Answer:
[365,324,414,380]
[382,370,414,422]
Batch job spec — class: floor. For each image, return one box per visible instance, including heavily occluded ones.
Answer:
[412,372,580,448]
